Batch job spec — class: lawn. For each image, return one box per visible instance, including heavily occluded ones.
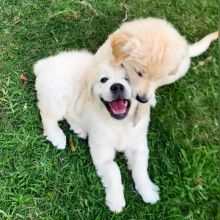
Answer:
[0,0,219,219]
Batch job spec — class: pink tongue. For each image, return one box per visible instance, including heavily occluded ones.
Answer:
[109,99,126,114]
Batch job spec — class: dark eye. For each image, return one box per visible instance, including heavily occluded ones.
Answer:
[125,78,129,82]
[100,77,108,83]
[136,71,143,77]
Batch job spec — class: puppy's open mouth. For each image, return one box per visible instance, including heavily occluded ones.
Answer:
[101,98,131,120]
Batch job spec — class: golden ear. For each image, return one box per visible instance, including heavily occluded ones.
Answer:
[85,74,94,101]
[110,32,130,66]
[80,68,95,105]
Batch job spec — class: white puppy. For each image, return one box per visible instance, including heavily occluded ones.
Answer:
[34,51,159,212]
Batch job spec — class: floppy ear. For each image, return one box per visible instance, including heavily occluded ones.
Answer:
[77,70,94,111]
[110,32,130,66]
[84,74,94,101]
[110,31,143,66]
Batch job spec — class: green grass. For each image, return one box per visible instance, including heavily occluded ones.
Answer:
[0,0,219,219]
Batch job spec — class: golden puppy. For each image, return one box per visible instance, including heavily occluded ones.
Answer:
[95,18,218,123]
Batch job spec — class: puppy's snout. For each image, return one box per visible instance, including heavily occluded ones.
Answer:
[110,83,124,94]
[136,94,148,103]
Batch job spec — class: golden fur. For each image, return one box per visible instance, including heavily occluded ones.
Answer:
[95,18,218,124]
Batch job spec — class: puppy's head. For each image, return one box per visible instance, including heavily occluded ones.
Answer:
[89,62,132,120]
[110,22,187,106]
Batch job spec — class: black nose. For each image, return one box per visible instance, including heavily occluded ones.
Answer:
[110,83,124,94]
[136,94,148,103]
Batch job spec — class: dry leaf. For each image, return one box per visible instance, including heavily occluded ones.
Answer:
[122,11,128,22]
[13,17,20,25]
[20,73,27,82]
[195,176,204,186]
[68,138,76,152]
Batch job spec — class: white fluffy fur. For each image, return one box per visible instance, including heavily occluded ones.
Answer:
[34,51,159,212]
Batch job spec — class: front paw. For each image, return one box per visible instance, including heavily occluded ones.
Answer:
[136,182,160,204]
[106,189,126,213]
[44,128,66,149]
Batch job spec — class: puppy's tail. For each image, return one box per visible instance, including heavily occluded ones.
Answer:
[189,31,218,57]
